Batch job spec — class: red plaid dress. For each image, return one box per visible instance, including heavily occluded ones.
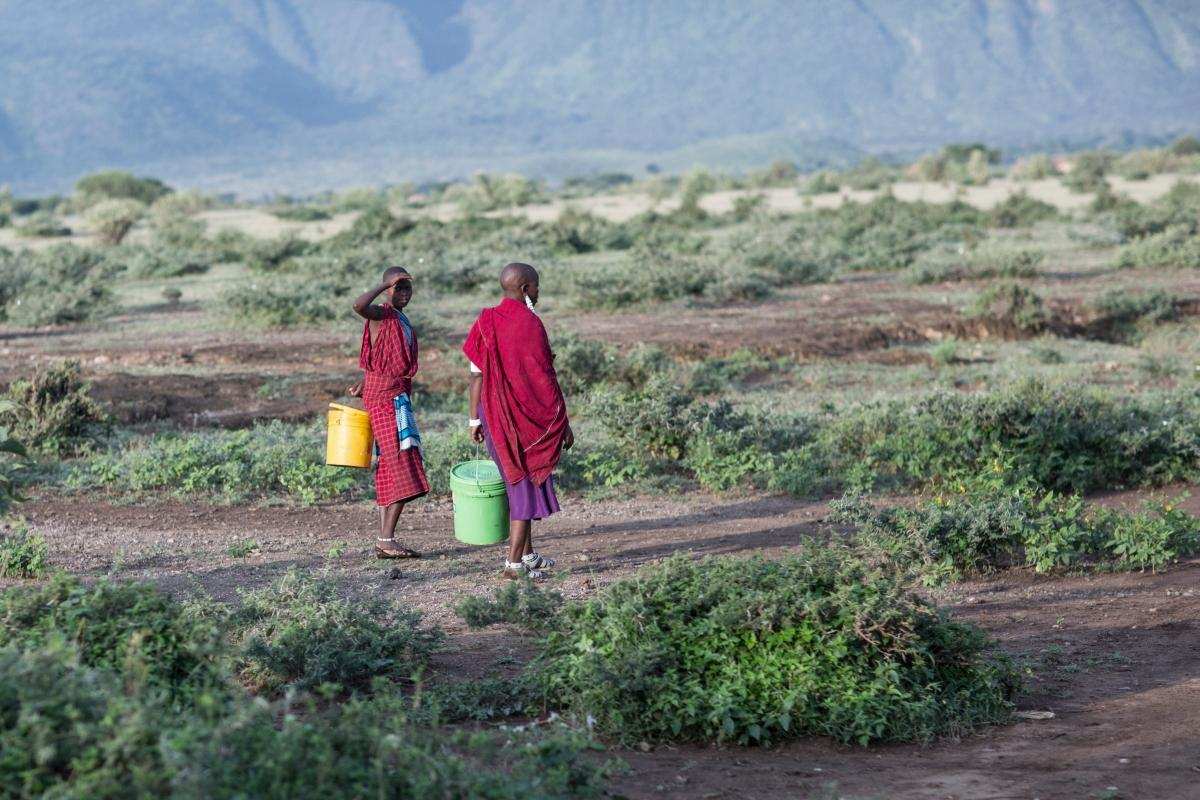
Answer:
[360,308,429,506]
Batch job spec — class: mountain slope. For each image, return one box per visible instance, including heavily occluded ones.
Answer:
[2,0,1199,192]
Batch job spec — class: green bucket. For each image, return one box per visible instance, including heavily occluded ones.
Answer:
[450,460,509,545]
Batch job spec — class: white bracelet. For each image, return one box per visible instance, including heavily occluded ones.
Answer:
[468,418,482,428]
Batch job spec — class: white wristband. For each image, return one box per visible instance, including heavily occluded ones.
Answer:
[468,418,482,428]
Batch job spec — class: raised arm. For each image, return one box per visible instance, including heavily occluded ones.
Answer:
[353,274,403,320]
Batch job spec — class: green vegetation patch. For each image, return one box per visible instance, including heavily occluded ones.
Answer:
[0,244,120,325]
[464,552,1019,746]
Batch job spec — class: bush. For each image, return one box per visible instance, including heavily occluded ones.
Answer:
[1112,225,1200,269]
[907,247,1043,284]
[834,486,1200,581]
[0,360,108,456]
[988,193,1058,228]
[272,205,333,222]
[447,173,544,214]
[0,244,120,325]
[76,171,171,205]
[0,406,25,515]
[119,243,211,278]
[69,420,362,503]
[520,552,1017,745]
[799,171,840,195]
[0,523,48,579]
[1008,154,1058,181]
[243,232,314,272]
[231,570,443,694]
[14,211,71,238]
[0,644,611,800]
[967,283,1049,335]
[85,198,145,245]
[0,573,228,702]
[1089,290,1183,343]
[1061,151,1114,193]
[820,380,1200,492]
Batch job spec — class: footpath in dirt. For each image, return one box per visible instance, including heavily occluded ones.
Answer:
[19,489,1200,800]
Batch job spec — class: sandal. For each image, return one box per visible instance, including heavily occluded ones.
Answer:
[522,552,556,570]
[502,560,546,581]
[376,538,421,559]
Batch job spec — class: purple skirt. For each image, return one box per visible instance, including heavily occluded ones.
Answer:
[479,405,560,521]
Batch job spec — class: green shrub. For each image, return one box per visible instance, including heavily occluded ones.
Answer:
[243,232,314,272]
[1089,290,1183,343]
[799,171,840,195]
[1008,154,1058,181]
[231,570,443,694]
[1061,151,1114,193]
[678,169,716,217]
[0,573,228,702]
[967,283,1049,335]
[543,209,634,254]
[820,380,1200,492]
[447,173,544,214]
[0,406,25,515]
[0,643,177,798]
[988,193,1058,228]
[272,205,333,222]
[85,198,145,245]
[456,580,564,632]
[0,523,47,579]
[731,193,766,221]
[14,211,71,238]
[172,692,612,800]
[1169,135,1200,156]
[119,243,211,278]
[907,247,1043,284]
[793,195,985,272]
[834,487,1200,580]
[839,156,900,191]
[0,643,611,800]
[69,420,361,503]
[1113,225,1200,269]
[0,244,120,325]
[75,170,171,205]
[523,552,1017,745]
[0,360,108,456]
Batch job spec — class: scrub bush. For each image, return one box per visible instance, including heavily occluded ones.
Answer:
[834,486,1200,581]
[0,360,108,456]
[799,171,840,195]
[0,407,25,515]
[1089,290,1183,343]
[272,205,333,221]
[85,198,145,245]
[967,283,1049,335]
[988,193,1058,228]
[0,244,120,325]
[0,524,47,579]
[1112,225,1200,269]
[1008,154,1058,181]
[501,552,1018,745]
[14,211,71,238]
[906,247,1043,284]
[75,170,171,205]
[231,570,443,694]
[120,243,211,278]
[0,573,228,703]
[820,380,1200,492]
[0,644,612,800]
[69,420,362,504]
[1061,151,1114,193]
[243,232,314,272]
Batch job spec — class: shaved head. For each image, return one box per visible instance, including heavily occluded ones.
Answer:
[500,262,538,292]
[382,265,411,283]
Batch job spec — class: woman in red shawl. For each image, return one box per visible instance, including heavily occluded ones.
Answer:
[464,263,574,580]
[348,266,429,559]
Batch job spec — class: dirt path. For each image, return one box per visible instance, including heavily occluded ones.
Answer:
[16,488,1200,800]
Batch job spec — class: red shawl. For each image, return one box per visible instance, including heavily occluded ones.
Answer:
[463,298,568,486]
[359,307,418,409]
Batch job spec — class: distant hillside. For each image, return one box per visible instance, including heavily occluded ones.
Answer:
[2,0,1199,193]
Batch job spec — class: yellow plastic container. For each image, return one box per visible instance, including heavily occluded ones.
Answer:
[326,402,372,468]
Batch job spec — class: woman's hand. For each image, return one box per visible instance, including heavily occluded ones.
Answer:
[562,424,575,451]
[347,381,363,398]
[472,424,485,444]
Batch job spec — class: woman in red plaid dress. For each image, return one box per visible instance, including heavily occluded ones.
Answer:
[348,267,430,558]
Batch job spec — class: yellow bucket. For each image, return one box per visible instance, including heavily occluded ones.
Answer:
[326,402,372,468]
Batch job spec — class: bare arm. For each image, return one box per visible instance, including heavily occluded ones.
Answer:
[353,279,398,320]
[468,373,484,443]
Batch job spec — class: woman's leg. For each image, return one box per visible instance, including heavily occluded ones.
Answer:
[507,518,531,565]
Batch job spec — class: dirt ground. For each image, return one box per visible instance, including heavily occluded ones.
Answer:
[14,486,1200,800]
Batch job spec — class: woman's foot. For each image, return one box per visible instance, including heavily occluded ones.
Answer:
[376,538,420,559]
[522,552,556,570]
[502,560,546,580]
